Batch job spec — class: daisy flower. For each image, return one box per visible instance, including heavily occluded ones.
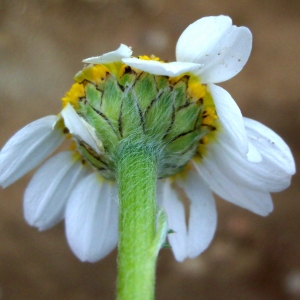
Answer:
[0,15,295,266]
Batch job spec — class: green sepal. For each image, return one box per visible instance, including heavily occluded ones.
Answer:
[83,104,119,153]
[165,102,202,141]
[144,89,174,140]
[120,90,144,139]
[160,131,200,177]
[78,145,114,179]
[118,68,136,87]
[173,80,188,110]
[155,76,169,91]
[100,74,123,130]
[165,131,200,156]
[133,73,158,112]
[85,83,102,111]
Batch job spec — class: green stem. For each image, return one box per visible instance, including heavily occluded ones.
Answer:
[116,144,159,300]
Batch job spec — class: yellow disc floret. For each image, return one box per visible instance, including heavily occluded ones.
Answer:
[75,64,110,85]
[202,107,218,125]
[62,82,85,108]
[138,55,162,61]
[187,83,207,102]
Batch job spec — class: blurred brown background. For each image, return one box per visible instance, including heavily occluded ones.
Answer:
[0,0,299,299]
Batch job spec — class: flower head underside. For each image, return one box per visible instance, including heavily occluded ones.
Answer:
[62,60,219,180]
[0,15,295,263]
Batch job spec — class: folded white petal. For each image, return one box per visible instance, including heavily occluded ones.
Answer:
[177,169,217,258]
[159,179,187,262]
[82,44,132,64]
[176,15,252,83]
[246,141,262,163]
[244,117,296,185]
[209,83,248,155]
[122,58,202,77]
[195,26,252,83]
[65,173,118,262]
[61,103,103,154]
[193,152,273,216]
[177,16,232,63]
[210,115,295,192]
[24,151,90,231]
[205,134,288,193]
[0,116,64,188]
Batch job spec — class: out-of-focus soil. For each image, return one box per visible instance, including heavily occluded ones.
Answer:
[0,1,299,299]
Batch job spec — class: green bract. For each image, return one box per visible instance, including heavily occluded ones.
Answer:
[63,61,218,180]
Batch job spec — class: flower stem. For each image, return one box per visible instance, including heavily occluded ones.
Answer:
[116,143,160,300]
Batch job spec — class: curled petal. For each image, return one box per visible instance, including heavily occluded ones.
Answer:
[83,44,132,64]
[176,15,252,83]
[0,116,64,188]
[244,117,295,186]
[193,150,274,216]
[177,169,217,258]
[24,151,90,231]
[122,58,202,77]
[246,141,262,163]
[65,173,118,262]
[204,134,289,192]
[61,103,103,154]
[177,16,232,63]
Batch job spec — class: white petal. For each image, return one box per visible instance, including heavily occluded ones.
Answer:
[193,154,274,216]
[204,135,288,192]
[177,169,217,258]
[159,179,187,262]
[61,103,103,154]
[24,151,90,231]
[176,15,252,83]
[209,83,248,155]
[244,117,295,183]
[247,141,262,163]
[65,173,118,262]
[122,58,202,77]
[82,44,132,64]
[0,116,64,188]
[177,16,232,63]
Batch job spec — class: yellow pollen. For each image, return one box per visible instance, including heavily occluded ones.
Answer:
[138,55,162,61]
[188,83,207,101]
[75,64,110,85]
[202,107,218,125]
[61,83,85,108]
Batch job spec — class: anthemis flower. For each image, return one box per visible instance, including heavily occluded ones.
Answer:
[0,16,295,264]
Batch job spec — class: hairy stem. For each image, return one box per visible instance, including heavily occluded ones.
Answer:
[116,143,159,300]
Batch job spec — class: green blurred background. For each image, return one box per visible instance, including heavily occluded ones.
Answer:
[0,0,299,299]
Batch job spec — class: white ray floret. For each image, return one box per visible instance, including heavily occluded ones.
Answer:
[24,151,90,231]
[0,116,64,188]
[61,103,104,154]
[65,173,118,262]
[83,44,133,64]
[177,169,217,259]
